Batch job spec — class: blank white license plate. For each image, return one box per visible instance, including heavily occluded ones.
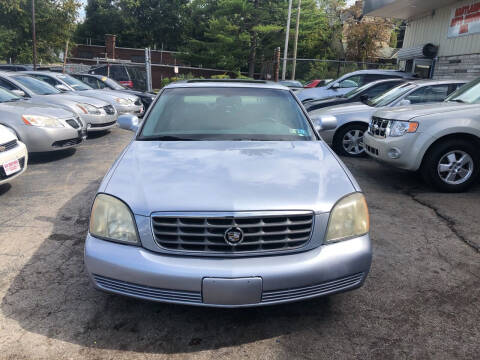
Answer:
[3,159,20,176]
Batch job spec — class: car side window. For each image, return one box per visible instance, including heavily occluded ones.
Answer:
[405,85,450,104]
[81,76,100,89]
[31,75,59,87]
[0,78,17,91]
[338,75,361,88]
[364,82,397,98]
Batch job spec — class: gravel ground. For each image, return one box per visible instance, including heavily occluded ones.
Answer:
[0,128,478,360]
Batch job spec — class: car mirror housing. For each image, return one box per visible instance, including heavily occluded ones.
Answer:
[55,84,70,92]
[11,89,26,97]
[398,99,411,106]
[118,114,139,132]
[311,115,337,132]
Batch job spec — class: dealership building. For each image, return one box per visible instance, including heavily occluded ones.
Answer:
[364,0,480,80]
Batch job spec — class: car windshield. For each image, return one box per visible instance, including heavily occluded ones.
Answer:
[343,82,377,99]
[139,87,316,141]
[13,75,60,95]
[104,77,126,90]
[0,87,22,102]
[367,83,416,107]
[446,78,480,103]
[57,74,93,91]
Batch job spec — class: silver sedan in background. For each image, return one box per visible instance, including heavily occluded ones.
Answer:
[309,80,466,157]
[0,88,84,152]
[0,72,117,132]
[23,71,144,117]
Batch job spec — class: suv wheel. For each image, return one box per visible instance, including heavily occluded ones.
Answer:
[333,124,368,157]
[421,139,479,192]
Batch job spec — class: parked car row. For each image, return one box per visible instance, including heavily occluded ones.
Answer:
[0,70,155,188]
[303,69,479,192]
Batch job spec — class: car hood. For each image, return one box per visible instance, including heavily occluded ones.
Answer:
[75,89,137,103]
[310,102,372,117]
[0,100,76,119]
[373,102,477,121]
[0,124,17,143]
[297,86,348,101]
[57,93,109,107]
[104,141,357,216]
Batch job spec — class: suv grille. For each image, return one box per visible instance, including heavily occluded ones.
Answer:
[152,212,314,254]
[369,116,390,137]
[104,105,115,115]
[0,139,17,152]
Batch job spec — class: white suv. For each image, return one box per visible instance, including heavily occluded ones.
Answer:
[0,124,28,186]
[364,78,480,192]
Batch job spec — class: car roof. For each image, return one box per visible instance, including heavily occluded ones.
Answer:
[165,79,289,90]
[343,69,416,77]
[405,79,467,86]
[22,71,59,76]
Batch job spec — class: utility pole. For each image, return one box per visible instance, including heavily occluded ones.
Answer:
[32,0,37,70]
[282,0,293,80]
[62,40,69,73]
[291,0,301,80]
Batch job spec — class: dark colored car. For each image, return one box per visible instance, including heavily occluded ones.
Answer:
[303,79,406,112]
[72,73,156,111]
[87,64,146,91]
[0,64,33,71]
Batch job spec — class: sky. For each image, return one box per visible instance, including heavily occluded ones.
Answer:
[77,0,357,21]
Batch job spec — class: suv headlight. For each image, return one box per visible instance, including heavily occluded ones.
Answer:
[76,103,102,115]
[115,97,130,105]
[22,115,65,128]
[325,193,369,243]
[386,120,418,137]
[89,194,139,244]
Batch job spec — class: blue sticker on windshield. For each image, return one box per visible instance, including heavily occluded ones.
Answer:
[290,129,307,136]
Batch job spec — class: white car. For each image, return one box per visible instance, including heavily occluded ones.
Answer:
[0,124,28,185]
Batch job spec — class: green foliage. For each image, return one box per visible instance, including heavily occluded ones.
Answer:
[0,0,80,63]
[389,30,398,49]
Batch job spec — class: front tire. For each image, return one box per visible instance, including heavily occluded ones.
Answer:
[333,124,368,157]
[421,139,479,192]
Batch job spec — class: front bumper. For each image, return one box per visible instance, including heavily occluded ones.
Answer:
[85,234,372,307]
[364,132,420,171]
[114,104,144,116]
[21,126,84,152]
[80,113,118,132]
[0,141,28,185]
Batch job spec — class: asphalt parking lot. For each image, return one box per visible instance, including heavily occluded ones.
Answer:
[0,128,479,360]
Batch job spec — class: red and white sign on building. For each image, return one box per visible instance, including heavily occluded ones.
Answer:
[448,2,480,38]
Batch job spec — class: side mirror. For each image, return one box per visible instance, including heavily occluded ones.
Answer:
[11,89,26,97]
[398,99,411,106]
[331,83,340,89]
[118,114,139,132]
[55,84,70,92]
[311,115,337,132]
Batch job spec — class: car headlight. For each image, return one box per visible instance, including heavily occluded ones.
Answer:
[115,97,130,105]
[76,103,102,115]
[89,194,139,244]
[386,120,418,137]
[22,115,65,128]
[325,193,369,243]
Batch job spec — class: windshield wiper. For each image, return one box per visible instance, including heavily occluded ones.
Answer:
[449,99,465,103]
[5,98,22,102]
[141,135,196,141]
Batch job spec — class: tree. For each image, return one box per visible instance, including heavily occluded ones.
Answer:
[0,0,80,63]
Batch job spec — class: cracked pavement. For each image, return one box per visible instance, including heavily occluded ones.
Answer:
[0,128,479,359]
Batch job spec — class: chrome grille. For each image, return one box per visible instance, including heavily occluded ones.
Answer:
[0,139,17,152]
[369,116,390,137]
[152,211,314,254]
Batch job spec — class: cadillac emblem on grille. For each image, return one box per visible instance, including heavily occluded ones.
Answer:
[224,227,244,246]
[0,146,5,152]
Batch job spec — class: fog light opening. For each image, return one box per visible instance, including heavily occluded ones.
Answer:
[388,148,401,159]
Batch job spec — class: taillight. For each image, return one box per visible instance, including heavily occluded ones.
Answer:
[119,80,134,88]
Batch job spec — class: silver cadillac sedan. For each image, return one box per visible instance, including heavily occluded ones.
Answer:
[85,80,372,307]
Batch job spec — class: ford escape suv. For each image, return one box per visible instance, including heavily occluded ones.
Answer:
[84,80,372,307]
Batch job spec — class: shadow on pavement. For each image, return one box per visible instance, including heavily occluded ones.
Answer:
[87,130,111,140]
[1,180,335,354]
[29,148,77,165]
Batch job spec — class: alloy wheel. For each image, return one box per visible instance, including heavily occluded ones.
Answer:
[342,129,365,155]
[437,150,474,185]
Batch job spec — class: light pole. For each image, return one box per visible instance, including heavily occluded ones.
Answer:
[282,0,293,80]
[32,0,37,70]
[291,0,301,80]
